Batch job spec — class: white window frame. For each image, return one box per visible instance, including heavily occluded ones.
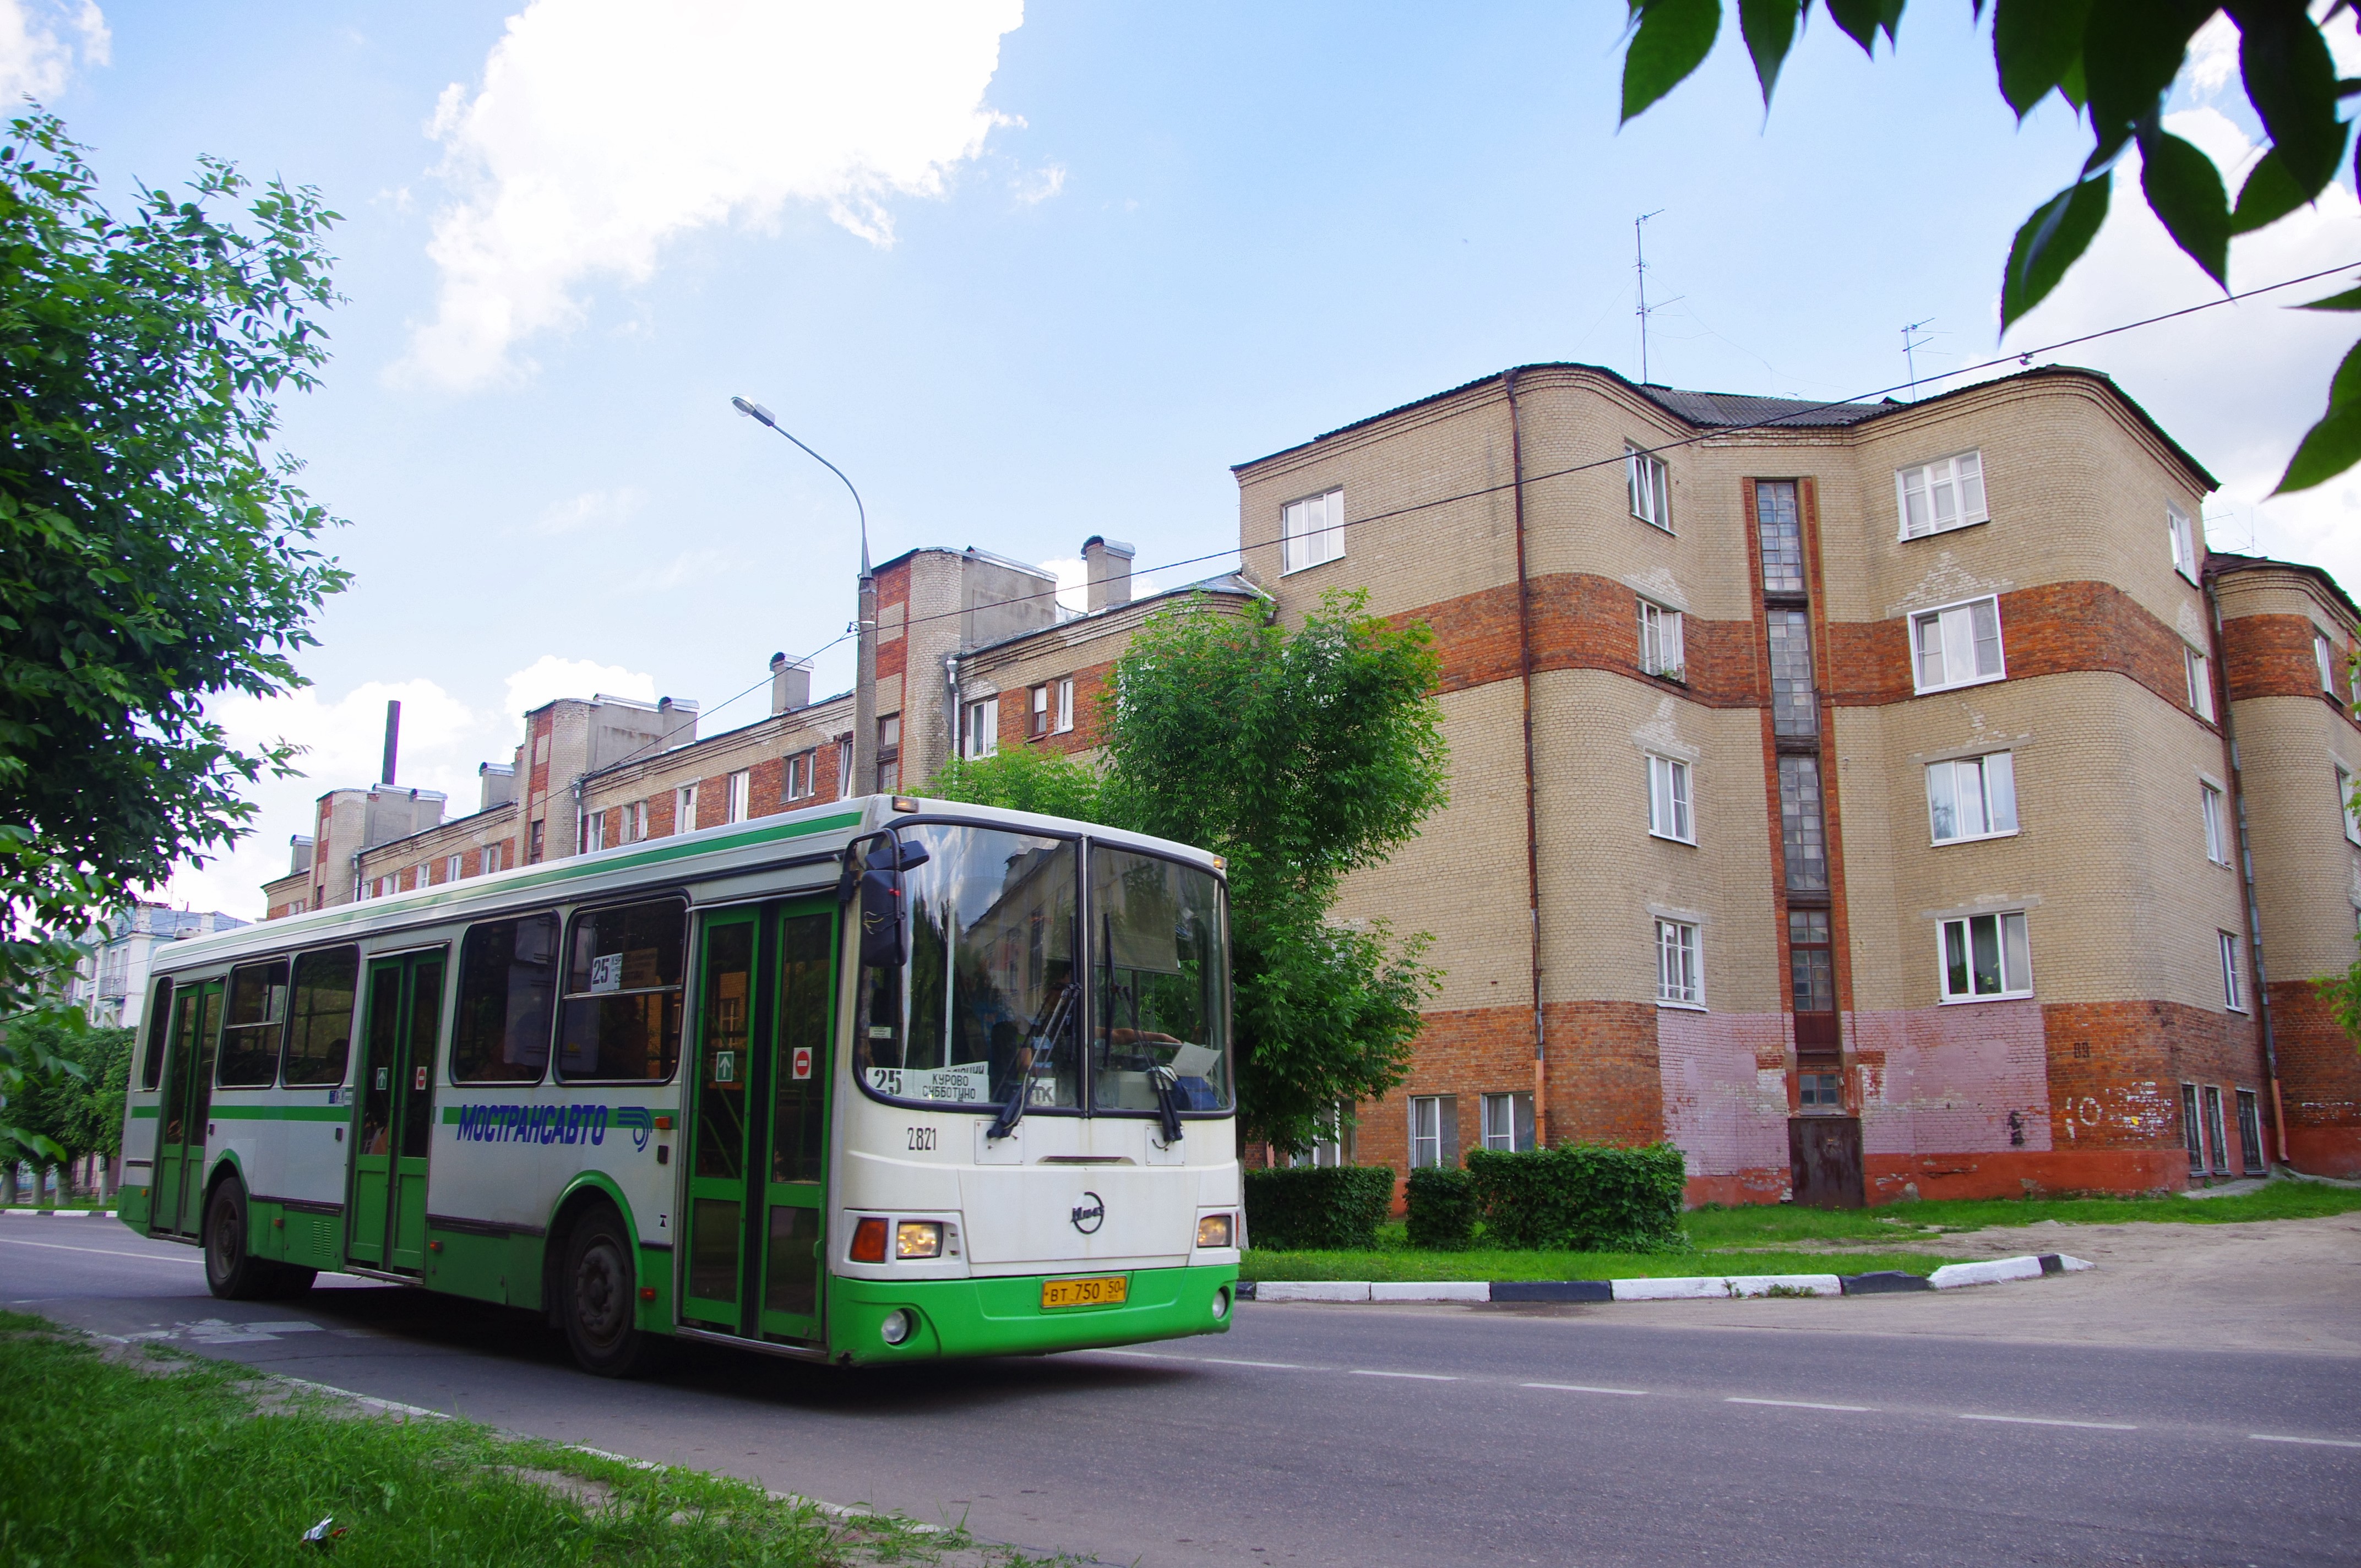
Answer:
[1055,677,1075,734]
[444,853,464,883]
[675,783,698,834]
[1655,918,1703,1007]
[2167,501,2199,584]
[1408,1096,1444,1170]
[1896,450,1988,540]
[2200,783,2228,866]
[2219,930,2245,1012]
[579,809,605,855]
[1938,911,2032,1002]
[2340,765,2361,846]
[2319,631,2338,695]
[1646,754,1694,845]
[1281,487,1346,575]
[961,698,999,761]
[1925,752,2018,845]
[1626,444,1672,532]
[1638,598,1684,679]
[836,737,854,798]
[482,842,503,875]
[2185,645,2215,721]
[1910,596,2006,694]
[1478,1091,1533,1152]
[1029,684,1050,740]
[785,751,814,802]
[726,769,752,824]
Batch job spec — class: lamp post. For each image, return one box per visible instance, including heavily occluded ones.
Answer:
[732,396,877,796]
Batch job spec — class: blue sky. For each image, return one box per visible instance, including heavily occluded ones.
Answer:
[10,1,2356,915]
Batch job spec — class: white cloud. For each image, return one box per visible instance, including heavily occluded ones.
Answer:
[396,0,1024,391]
[0,0,106,102]
[1042,554,1087,613]
[534,484,643,535]
[501,654,656,716]
[1015,162,1065,205]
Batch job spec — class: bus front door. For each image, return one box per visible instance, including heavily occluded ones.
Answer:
[683,902,836,1343]
[152,980,224,1237]
[347,952,444,1273]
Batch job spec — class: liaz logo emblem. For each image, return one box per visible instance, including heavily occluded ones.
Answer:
[1071,1191,1105,1235]
[611,1107,655,1151]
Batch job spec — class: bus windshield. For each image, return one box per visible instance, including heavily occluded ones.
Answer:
[855,825,1230,1115]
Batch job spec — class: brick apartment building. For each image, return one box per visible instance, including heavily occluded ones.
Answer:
[260,360,2361,1197]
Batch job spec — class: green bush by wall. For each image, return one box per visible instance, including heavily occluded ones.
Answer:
[1465,1142,1687,1251]
[1404,1166,1477,1250]
[1243,1166,1396,1250]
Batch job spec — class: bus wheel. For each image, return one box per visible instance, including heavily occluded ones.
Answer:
[560,1204,649,1378]
[203,1178,274,1301]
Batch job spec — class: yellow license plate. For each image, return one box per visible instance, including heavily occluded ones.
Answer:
[1041,1275,1128,1310]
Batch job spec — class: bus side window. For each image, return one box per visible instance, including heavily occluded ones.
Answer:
[451,913,558,1084]
[219,959,290,1087]
[139,977,173,1090]
[557,897,687,1082]
[281,946,360,1086]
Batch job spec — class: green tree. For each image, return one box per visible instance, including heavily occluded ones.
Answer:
[1615,1,2361,491]
[6,1014,131,1173]
[938,591,1451,1155]
[0,110,348,1161]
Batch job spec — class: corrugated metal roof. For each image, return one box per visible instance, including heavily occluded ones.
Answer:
[1640,386,1891,428]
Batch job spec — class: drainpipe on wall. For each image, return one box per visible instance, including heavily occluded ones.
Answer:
[945,652,962,774]
[2205,574,2293,1171]
[1504,369,1549,1146]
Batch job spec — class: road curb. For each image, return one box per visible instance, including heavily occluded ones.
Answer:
[0,1207,118,1218]
[1239,1254,2092,1304]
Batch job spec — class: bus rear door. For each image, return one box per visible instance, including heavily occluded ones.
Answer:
[682,901,836,1343]
[153,979,223,1237]
[348,952,444,1273]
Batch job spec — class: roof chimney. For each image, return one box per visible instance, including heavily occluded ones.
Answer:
[478,761,516,810]
[1082,536,1135,612]
[769,652,812,715]
[657,696,700,749]
[289,835,314,875]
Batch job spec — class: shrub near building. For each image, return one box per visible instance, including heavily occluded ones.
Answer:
[1466,1143,1688,1252]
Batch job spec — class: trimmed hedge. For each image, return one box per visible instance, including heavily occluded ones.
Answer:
[1404,1166,1477,1250]
[1243,1166,1396,1250]
[1465,1142,1687,1251]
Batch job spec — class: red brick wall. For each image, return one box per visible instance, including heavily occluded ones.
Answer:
[2271,979,2361,1176]
[1825,580,2204,715]
[2221,611,2358,726]
[2042,999,2268,1169]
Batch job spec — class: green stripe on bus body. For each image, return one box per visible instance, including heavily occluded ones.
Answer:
[266,810,868,934]
[129,1105,159,1119]
[205,1103,352,1123]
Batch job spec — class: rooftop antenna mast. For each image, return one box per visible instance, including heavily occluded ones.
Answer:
[1634,210,1679,385]
[1902,317,1937,401]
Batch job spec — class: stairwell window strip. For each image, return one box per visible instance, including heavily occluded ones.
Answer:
[1767,609,1819,737]
[1281,487,1345,574]
[1926,752,2018,844]
[1756,481,1805,594]
[1778,755,1829,891]
[1939,911,2031,1001]
[2341,766,2361,846]
[1897,450,1987,539]
[1911,596,2005,693]
[2219,930,2245,1012]
[726,769,752,824]
[1656,919,1703,1007]
[1646,754,1694,843]
[2167,501,2199,582]
[1627,445,1672,531]
[2201,783,2228,865]
[2185,645,2215,721]
[1638,598,1684,679]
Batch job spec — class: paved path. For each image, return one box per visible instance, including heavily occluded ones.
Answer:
[6,1221,2358,1566]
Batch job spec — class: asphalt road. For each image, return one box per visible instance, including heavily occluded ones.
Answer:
[6,1218,2358,1567]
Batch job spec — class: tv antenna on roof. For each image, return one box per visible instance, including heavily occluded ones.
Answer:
[1902,317,1938,401]
[1634,210,1680,385]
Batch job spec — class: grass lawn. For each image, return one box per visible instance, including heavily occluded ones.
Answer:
[0,1310,1019,1568]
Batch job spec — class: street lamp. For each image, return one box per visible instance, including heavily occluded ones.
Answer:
[733,395,878,795]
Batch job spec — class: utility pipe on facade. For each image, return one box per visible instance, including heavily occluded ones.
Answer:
[1504,369,1549,1145]
[733,396,878,793]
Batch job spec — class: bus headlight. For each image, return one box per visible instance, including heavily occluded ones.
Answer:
[1196,1213,1233,1249]
[879,1308,916,1346]
[895,1221,943,1259]
[850,1217,889,1264]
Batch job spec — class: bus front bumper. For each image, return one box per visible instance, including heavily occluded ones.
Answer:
[828,1262,1238,1365]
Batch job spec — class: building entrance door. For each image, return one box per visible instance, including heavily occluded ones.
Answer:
[153,980,224,1237]
[347,952,444,1273]
[1789,1115,1864,1208]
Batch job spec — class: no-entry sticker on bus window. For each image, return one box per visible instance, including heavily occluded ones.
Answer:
[791,1047,813,1081]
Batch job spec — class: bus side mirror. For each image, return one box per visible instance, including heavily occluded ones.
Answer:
[859,866,907,968]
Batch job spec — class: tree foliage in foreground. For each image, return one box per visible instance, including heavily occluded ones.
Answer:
[0,110,348,1160]
[1616,0,2361,492]
[932,591,1452,1155]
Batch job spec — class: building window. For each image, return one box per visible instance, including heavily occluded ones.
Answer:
[445,853,464,883]
[2203,1085,2230,1175]
[621,801,646,842]
[727,769,752,824]
[2235,1088,2266,1174]
[1408,1094,1456,1169]
[1778,755,1828,891]
[2184,645,2215,720]
[2320,631,2339,696]
[579,809,606,855]
[529,819,546,863]
[785,751,815,802]
[1289,1103,1348,1168]
[2200,783,2228,865]
[1939,911,2031,1001]
[2166,501,2200,582]
[961,698,998,760]
[1897,451,1987,539]
[2219,930,2245,1012]
[1927,753,2018,844]
[1056,677,1075,733]
[1028,685,1050,740]
[836,736,855,797]
[1789,910,1835,1013]
[483,842,505,874]
[1755,480,1804,594]
[1281,487,1345,574]
[877,715,901,793]
[1646,755,1694,844]
[1627,445,1672,531]
[1656,919,1703,1006]
[2340,766,2361,846]
[1798,1071,1843,1111]
[1479,1091,1536,1152]
[1638,598,1684,679]
[1912,597,2004,693]
[2180,1083,2205,1175]
[676,783,698,833]
[412,864,431,890]
[1767,609,1818,736]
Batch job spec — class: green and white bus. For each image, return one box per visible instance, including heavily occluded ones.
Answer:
[118,796,1242,1374]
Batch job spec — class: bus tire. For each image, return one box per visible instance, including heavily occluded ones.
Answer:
[202,1177,274,1301]
[559,1202,650,1378]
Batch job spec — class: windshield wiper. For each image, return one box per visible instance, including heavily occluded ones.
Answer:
[1147,1063,1184,1148]
[989,982,1074,1142]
